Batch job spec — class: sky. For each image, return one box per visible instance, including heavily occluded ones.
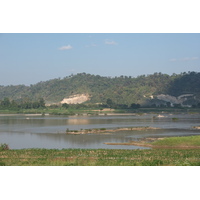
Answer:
[0,33,200,85]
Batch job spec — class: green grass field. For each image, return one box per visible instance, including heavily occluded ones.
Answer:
[152,135,200,147]
[0,147,200,166]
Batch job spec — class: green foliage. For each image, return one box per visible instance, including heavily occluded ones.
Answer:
[172,118,179,121]
[130,103,141,109]
[0,97,46,110]
[106,98,113,107]
[0,143,9,151]
[0,161,6,166]
[152,135,200,147]
[0,148,200,166]
[62,103,69,109]
[0,71,200,106]
[141,159,164,166]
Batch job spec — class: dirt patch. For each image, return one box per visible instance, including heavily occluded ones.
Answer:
[101,108,115,111]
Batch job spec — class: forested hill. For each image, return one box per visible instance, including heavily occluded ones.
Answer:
[0,71,200,106]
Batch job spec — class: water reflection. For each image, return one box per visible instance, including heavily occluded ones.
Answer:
[67,118,91,125]
[0,114,200,149]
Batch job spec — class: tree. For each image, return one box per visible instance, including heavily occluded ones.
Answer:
[62,103,69,109]
[130,103,140,109]
[1,97,11,108]
[106,98,113,108]
[39,98,45,108]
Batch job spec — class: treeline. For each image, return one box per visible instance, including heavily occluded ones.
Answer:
[52,100,141,110]
[1,96,200,112]
[0,97,45,110]
[0,96,141,111]
[0,71,200,106]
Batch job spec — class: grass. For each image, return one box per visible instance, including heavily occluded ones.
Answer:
[0,143,9,151]
[1,135,200,166]
[1,117,200,165]
[107,135,200,149]
[152,135,200,147]
[0,148,200,166]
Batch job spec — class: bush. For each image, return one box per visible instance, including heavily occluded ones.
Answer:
[0,143,9,151]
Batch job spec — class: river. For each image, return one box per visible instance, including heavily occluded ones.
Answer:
[0,113,200,149]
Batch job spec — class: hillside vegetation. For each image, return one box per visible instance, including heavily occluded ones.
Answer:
[0,71,200,106]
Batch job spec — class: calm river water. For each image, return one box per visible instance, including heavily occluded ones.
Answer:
[0,113,200,149]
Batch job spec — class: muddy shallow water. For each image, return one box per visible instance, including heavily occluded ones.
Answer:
[0,113,200,149]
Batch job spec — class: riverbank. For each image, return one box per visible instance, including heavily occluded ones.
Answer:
[1,135,200,166]
[0,114,46,116]
[1,107,200,116]
[105,135,200,149]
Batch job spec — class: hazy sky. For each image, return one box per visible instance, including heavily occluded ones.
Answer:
[0,33,200,85]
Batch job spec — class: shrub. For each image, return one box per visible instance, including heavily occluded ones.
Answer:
[0,143,9,151]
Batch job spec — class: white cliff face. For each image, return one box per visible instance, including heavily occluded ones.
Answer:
[157,94,194,105]
[61,94,90,104]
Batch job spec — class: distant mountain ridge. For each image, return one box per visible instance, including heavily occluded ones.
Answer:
[0,71,200,106]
